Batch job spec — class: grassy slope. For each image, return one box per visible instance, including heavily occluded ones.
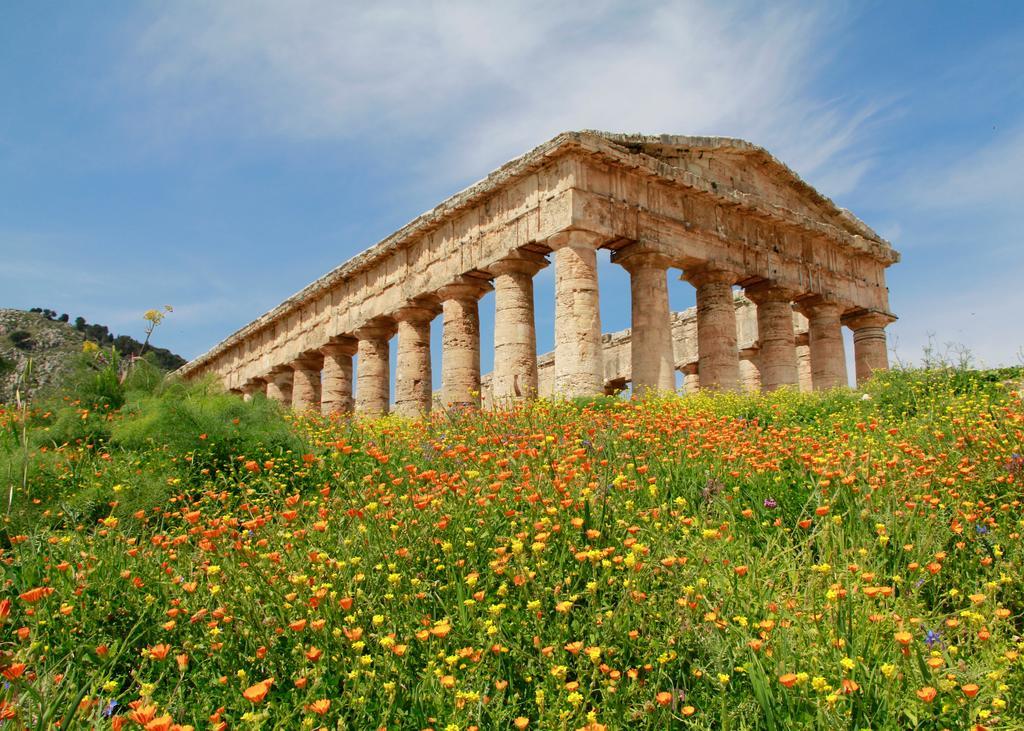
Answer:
[1,368,1023,730]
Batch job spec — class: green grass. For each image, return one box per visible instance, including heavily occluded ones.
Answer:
[0,365,1022,730]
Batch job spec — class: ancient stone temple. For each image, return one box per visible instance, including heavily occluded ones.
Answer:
[480,294,816,405]
[178,131,899,413]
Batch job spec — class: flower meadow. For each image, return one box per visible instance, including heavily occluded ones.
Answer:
[1,368,1023,730]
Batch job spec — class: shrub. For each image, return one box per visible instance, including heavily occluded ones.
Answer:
[8,329,34,350]
[111,377,301,477]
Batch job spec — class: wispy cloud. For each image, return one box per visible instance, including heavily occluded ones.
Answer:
[130,1,880,195]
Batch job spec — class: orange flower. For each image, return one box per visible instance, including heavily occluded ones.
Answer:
[734,565,748,577]
[0,598,11,620]
[962,683,980,698]
[440,675,456,689]
[779,673,798,688]
[916,686,937,703]
[513,718,530,730]
[128,704,158,725]
[18,587,54,604]
[655,691,673,706]
[243,678,273,704]
[306,699,330,715]
[1,664,26,680]
[305,646,323,662]
[148,644,171,661]
[289,619,307,632]
[841,678,859,694]
[681,706,696,716]
[894,631,913,645]
[145,715,174,731]
[175,654,189,672]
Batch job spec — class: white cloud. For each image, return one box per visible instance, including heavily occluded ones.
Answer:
[130,0,879,195]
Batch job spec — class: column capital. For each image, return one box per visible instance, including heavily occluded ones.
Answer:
[267,367,293,384]
[321,336,358,357]
[611,242,674,272]
[290,353,323,371]
[437,276,492,303]
[682,264,741,287]
[488,250,548,277]
[353,317,396,341]
[545,229,604,252]
[743,281,799,304]
[843,309,897,330]
[393,296,441,323]
[794,294,842,317]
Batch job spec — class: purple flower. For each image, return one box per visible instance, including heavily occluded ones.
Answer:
[763,497,778,509]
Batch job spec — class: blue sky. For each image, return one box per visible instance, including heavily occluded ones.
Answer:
[2,1,1022,384]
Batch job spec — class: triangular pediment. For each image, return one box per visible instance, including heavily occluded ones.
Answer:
[583,131,884,243]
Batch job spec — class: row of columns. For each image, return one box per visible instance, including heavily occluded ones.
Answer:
[241,231,894,414]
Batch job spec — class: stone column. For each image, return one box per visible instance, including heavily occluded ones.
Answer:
[438,278,491,409]
[795,335,813,392]
[796,297,848,390]
[490,251,547,404]
[241,380,266,401]
[680,363,699,394]
[844,311,896,386]
[745,284,799,391]
[320,338,356,415]
[394,302,438,418]
[548,230,604,397]
[613,245,676,395]
[266,369,293,406]
[684,266,741,391]
[354,319,395,417]
[739,353,762,393]
[290,355,323,412]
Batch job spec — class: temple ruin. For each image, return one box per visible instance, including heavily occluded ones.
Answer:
[178,131,899,414]
[480,294,814,406]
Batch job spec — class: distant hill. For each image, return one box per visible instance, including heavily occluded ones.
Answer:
[0,308,186,402]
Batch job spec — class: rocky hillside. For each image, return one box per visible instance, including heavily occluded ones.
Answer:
[0,309,85,402]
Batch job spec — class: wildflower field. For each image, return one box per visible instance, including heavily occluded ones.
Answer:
[2,366,1023,730]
